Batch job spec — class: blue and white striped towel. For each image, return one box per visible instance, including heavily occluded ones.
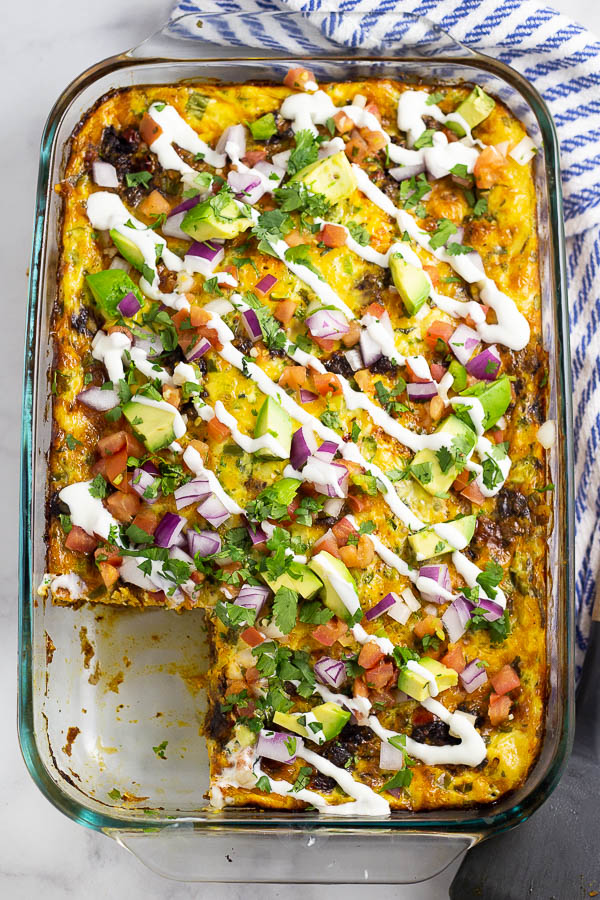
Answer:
[171,0,600,679]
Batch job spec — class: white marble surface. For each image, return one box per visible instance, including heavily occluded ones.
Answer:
[1,0,596,896]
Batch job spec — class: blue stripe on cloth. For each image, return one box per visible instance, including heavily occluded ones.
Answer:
[170,0,600,681]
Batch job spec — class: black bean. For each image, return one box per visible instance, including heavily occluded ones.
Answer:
[311,774,337,793]
[411,720,461,746]
[71,306,96,337]
[205,702,231,743]
[324,352,354,379]
[322,741,353,769]
[496,488,530,520]
[235,338,253,356]
[369,356,399,375]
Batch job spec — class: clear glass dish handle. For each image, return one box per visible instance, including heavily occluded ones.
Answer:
[127,10,478,62]
[111,823,477,883]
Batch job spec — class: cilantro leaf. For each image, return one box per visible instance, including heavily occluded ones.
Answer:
[89,474,108,499]
[429,219,458,250]
[273,586,299,635]
[287,130,320,176]
[152,740,168,759]
[255,775,272,793]
[347,222,370,246]
[476,559,504,599]
[284,244,323,280]
[413,129,435,150]
[125,171,153,188]
[299,602,334,625]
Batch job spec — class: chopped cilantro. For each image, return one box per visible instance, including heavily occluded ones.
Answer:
[89,474,108,499]
[473,197,488,217]
[125,171,153,188]
[284,244,323,280]
[287,130,320,176]
[319,409,342,431]
[426,91,444,106]
[299,602,334,625]
[413,129,435,149]
[347,222,370,246]
[290,765,313,793]
[152,740,168,759]
[255,775,272,793]
[476,559,504,599]
[429,218,458,250]
[273,586,299,635]
[249,113,277,141]
[64,433,81,450]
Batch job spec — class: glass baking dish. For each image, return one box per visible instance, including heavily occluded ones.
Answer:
[18,10,575,884]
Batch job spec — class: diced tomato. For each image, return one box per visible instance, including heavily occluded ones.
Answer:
[98,562,120,589]
[354,370,372,393]
[103,447,129,491]
[312,335,336,352]
[98,430,145,460]
[162,385,181,408]
[207,417,231,442]
[365,302,386,318]
[240,627,265,648]
[358,642,385,669]
[488,693,512,726]
[94,546,122,566]
[461,480,486,507]
[490,429,506,444]
[490,664,521,696]
[341,320,361,348]
[364,102,382,122]
[452,469,471,492]
[346,493,369,514]
[312,530,342,559]
[140,113,162,145]
[65,525,98,554]
[279,365,307,391]
[333,110,354,133]
[274,299,298,325]
[188,439,209,463]
[430,363,447,383]
[423,264,440,287]
[132,509,158,536]
[106,491,140,523]
[284,229,303,247]
[353,676,369,698]
[242,149,267,166]
[226,679,247,697]
[137,189,171,219]
[283,67,316,91]
[405,360,432,384]
[441,645,466,674]
[424,321,454,351]
[190,570,205,585]
[345,130,368,164]
[313,373,342,396]
[245,666,261,685]
[311,617,348,647]
[364,660,394,690]
[412,707,435,726]
[318,224,347,249]
[474,145,506,189]
[359,127,387,152]
[413,615,443,640]
[332,516,358,546]
[220,265,238,284]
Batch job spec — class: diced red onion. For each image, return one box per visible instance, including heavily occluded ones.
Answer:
[174,477,212,510]
[255,274,278,295]
[253,160,285,187]
[359,329,382,367]
[313,440,339,463]
[76,386,119,411]
[187,240,224,262]
[168,195,202,218]
[460,659,488,693]
[257,729,302,764]
[186,337,212,361]
[162,211,189,240]
[446,226,465,248]
[344,348,364,372]
[475,597,504,622]
[246,521,267,545]
[365,592,398,621]
[306,309,349,340]
[323,497,345,517]
[271,150,291,169]
[388,163,426,182]
[465,345,501,381]
[131,467,159,504]
[291,426,318,470]
[92,160,119,188]
[442,595,474,644]
[299,389,318,403]
[449,324,481,366]
[314,656,347,689]
[109,256,129,271]
[386,594,410,625]
[494,140,509,157]
[217,124,247,159]
[141,460,160,476]
[379,740,407,770]
[418,565,451,605]
[117,291,141,318]
[187,529,221,557]
[154,512,186,548]
[235,584,270,616]
[134,330,163,358]
[314,463,348,498]
[227,169,264,205]
[407,381,437,401]
[241,308,262,342]
[197,494,230,527]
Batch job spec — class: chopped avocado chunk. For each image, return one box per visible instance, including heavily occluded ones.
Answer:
[389,255,430,316]
[122,400,176,452]
[454,86,495,133]
[290,151,356,205]
[273,702,350,744]
[458,375,511,431]
[410,415,477,495]
[249,113,277,141]
[448,360,467,392]
[262,565,322,600]
[85,270,143,322]
[109,229,146,272]
[397,666,430,702]
[408,515,476,561]
[181,195,252,242]
[308,551,357,621]
[254,397,292,459]
[419,657,459,692]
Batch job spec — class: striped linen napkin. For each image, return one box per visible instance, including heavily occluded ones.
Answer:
[171,0,599,678]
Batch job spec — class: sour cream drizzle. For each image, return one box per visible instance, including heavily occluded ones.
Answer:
[214,400,289,459]
[146,101,226,171]
[183,445,243,515]
[59,481,119,541]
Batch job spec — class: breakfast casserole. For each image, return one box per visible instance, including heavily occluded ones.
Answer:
[41,69,552,814]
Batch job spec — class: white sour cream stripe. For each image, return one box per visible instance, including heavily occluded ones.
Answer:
[147,102,226,171]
